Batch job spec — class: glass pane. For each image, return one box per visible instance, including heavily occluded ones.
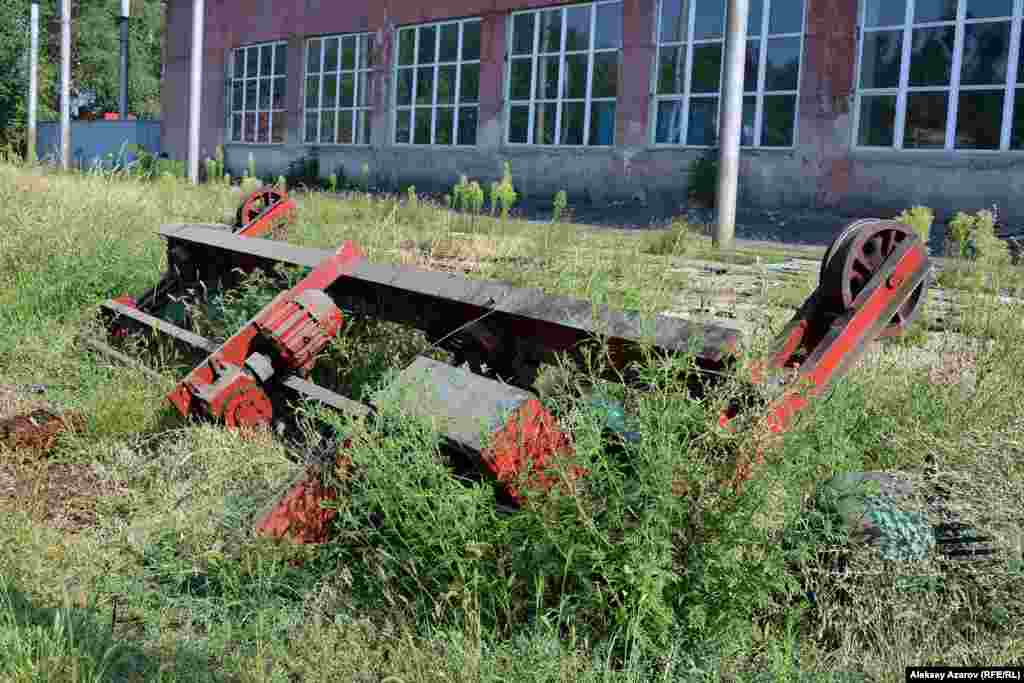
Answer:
[659,46,687,95]
[322,74,337,109]
[416,67,434,105]
[246,47,259,77]
[565,5,591,52]
[960,22,1010,86]
[272,77,285,110]
[234,50,245,79]
[258,111,270,143]
[338,109,354,144]
[419,26,437,64]
[535,102,557,144]
[357,110,371,144]
[955,90,1003,149]
[857,94,896,146]
[460,64,479,103]
[860,30,902,89]
[435,107,454,145]
[306,40,321,74]
[259,45,272,77]
[564,54,587,99]
[232,81,243,111]
[864,0,906,27]
[966,0,1012,18]
[399,29,415,66]
[655,100,684,143]
[660,0,688,43]
[358,35,373,68]
[538,56,560,99]
[458,107,478,145]
[762,94,795,146]
[246,80,258,110]
[231,113,242,141]
[319,110,335,144]
[694,0,724,40]
[304,111,317,143]
[271,112,286,143]
[305,76,319,110]
[691,43,722,93]
[748,0,763,36]
[258,79,270,109]
[595,2,622,49]
[440,24,459,62]
[462,21,481,61]
[592,53,618,98]
[904,92,948,148]
[561,101,585,144]
[397,69,413,106]
[765,37,800,90]
[414,108,431,144]
[275,44,287,75]
[340,73,354,107]
[1012,89,1024,148]
[588,101,615,145]
[357,72,372,107]
[745,39,760,92]
[341,36,356,70]
[741,95,756,145]
[395,109,411,143]
[510,59,533,100]
[770,0,804,34]
[540,9,562,53]
[324,38,339,72]
[909,26,954,86]
[687,97,718,145]
[1020,42,1024,83]
[914,0,956,22]
[437,65,456,104]
[513,13,536,55]
[509,105,530,143]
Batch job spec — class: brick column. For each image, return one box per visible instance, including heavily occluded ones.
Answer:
[368,8,394,148]
[478,12,507,149]
[618,0,656,149]
[285,33,305,146]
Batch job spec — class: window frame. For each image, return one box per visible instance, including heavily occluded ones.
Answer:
[649,0,807,149]
[391,17,483,147]
[504,0,624,147]
[229,41,288,145]
[852,0,1024,152]
[303,32,376,146]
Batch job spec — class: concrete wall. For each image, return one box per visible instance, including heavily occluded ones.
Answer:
[161,0,1024,222]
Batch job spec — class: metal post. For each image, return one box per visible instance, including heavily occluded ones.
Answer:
[119,0,130,119]
[27,0,39,163]
[188,0,205,184]
[60,0,71,171]
[714,0,749,250]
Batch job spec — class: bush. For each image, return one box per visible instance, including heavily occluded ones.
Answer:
[895,206,934,251]
[643,218,697,256]
[553,190,568,223]
[946,209,1010,265]
[688,151,718,208]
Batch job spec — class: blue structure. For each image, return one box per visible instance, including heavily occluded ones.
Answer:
[36,120,162,169]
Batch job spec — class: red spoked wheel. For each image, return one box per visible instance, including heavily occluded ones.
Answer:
[818,219,928,337]
[235,188,287,231]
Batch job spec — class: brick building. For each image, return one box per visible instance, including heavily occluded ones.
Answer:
[161,0,1024,219]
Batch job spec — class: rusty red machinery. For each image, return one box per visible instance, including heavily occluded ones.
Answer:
[93,212,930,543]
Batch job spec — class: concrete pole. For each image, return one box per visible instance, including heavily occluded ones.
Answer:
[27,0,39,163]
[714,0,749,250]
[188,0,205,184]
[60,0,71,171]
[119,0,130,119]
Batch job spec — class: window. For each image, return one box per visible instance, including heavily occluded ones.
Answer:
[305,33,375,145]
[507,1,623,146]
[855,0,1024,150]
[653,0,804,147]
[230,42,287,144]
[394,18,481,145]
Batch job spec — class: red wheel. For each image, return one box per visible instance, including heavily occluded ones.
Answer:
[235,188,286,231]
[819,219,928,337]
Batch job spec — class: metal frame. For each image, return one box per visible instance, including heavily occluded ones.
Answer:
[853,0,1024,152]
[230,41,288,144]
[392,17,483,147]
[650,0,806,149]
[303,32,375,146]
[505,0,623,147]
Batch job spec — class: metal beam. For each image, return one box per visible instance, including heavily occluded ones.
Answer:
[714,0,749,250]
[188,0,205,184]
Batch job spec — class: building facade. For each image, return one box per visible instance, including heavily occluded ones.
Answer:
[162,0,1024,219]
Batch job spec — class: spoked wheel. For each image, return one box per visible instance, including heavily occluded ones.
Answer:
[235,188,287,231]
[818,219,928,337]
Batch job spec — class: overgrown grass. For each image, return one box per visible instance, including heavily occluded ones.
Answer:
[0,161,1022,680]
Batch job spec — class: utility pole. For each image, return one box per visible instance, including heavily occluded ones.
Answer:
[714,0,749,250]
[60,0,71,171]
[27,0,39,163]
[188,0,205,184]
[119,0,130,119]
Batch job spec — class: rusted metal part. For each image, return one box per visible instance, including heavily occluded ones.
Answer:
[235,188,295,237]
[0,409,86,454]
